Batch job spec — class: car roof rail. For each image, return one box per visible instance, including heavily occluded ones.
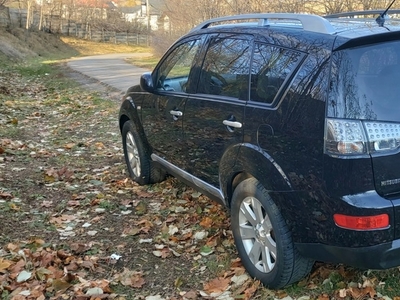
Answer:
[325,9,400,18]
[190,13,336,34]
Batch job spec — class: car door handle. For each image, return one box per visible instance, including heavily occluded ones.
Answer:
[223,120,242,128]
[170,110,183,117]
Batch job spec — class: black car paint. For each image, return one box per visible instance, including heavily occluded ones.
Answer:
[119,22,400,270]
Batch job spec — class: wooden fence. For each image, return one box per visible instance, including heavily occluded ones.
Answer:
[0,7,150,46]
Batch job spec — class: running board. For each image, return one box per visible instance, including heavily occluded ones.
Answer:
[151,154,226,206]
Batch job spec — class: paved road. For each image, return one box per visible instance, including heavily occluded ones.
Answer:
[67,53,151,93]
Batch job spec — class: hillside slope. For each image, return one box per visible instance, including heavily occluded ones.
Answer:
[0,27,79,62]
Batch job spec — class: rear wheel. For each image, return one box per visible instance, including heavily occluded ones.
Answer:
[122,121,165,185]
[231,178,314,289]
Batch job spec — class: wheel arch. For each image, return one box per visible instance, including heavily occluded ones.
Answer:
[220,143,293,208]
[119,93,152,155]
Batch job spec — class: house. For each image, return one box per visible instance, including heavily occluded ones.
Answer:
[119,0,164,31]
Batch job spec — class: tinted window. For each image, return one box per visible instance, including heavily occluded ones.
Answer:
[250,43,302,104]
[156,39,201,93]
[328,41,400,122]
[197,37,251,99]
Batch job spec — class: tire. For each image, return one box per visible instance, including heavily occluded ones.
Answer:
[122,121,165,185]
[231,178,314,289]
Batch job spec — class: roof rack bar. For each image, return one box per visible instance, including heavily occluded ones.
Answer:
[190,13,336,34]
[325,9,400,18]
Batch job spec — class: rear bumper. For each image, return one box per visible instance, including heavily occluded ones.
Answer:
[296,238,400,269]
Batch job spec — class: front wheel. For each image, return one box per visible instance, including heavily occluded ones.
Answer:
[230,178,314,289]
[122,121,165,185]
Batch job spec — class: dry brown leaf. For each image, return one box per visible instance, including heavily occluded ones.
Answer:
[200,217,213,228]
[6,243,19,252]
[349,287,363,299]
[0,192,12,199]
[130,274,145,288]
[244,280,260,300]
[67,200,80,206]
[64,143,76,149]
[203,277,230,294]
[275,290,288,299]
[182,290,198,299]
[40,252,55,267]
[70,243,91,254]
[52,279,72,291]
[0,258,12,272]
[364,286,377,297]
[9,259,25,278]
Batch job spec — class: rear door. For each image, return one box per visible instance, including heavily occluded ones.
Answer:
[182,35,253,187]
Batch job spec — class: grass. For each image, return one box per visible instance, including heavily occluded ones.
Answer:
[125,54,160,70]
[60,36,152,57]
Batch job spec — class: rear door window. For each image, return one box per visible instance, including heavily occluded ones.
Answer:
[250,43,303,104]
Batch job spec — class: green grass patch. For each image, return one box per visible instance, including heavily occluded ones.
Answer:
[125,55,160,70]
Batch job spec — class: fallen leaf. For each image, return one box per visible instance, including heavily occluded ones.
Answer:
[52,278,72,291]
[200,217,213,228]
[0,192,12,199]
[86,287,103,295]
[203,277,230,294]
[244,280,260,300]
[16,270,32,282]
[0,258,12,272]
[117,269,145,288]
[339,288,347,298]
[64,143,76,149]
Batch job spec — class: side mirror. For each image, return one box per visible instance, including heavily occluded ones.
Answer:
[140,72,154,92]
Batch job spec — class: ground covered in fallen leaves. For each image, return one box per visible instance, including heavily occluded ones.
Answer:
[0,62,261,300]
[2,51,400,300]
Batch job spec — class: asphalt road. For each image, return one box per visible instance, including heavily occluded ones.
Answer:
[67,53,151,93]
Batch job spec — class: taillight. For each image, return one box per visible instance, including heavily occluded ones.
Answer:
[333,214,389,230]
[364,121,400,153]
[325,119,367,156]
[325,118,400,156]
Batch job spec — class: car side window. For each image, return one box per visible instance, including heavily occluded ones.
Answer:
[251,43,302,104]
[197,37,251,99]
[156,39,201,93]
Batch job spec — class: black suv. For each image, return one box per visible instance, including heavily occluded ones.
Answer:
[119,12,400,288]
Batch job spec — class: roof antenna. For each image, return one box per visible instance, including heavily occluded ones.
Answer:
[376,0,397,26]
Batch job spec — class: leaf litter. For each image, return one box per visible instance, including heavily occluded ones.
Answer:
[1,64,400,299]
[0,66,259,300]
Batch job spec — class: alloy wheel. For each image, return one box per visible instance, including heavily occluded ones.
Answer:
[238,196,277,273]
[125,131,141,177]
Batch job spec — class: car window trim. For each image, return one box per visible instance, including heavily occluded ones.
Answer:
[193,33,255,100]
[248,42,308,108]
[151,34,205,95]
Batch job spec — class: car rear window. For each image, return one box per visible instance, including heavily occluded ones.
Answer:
[328,40,400,122]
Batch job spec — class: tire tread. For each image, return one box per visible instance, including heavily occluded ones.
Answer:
[231,178,314,289]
